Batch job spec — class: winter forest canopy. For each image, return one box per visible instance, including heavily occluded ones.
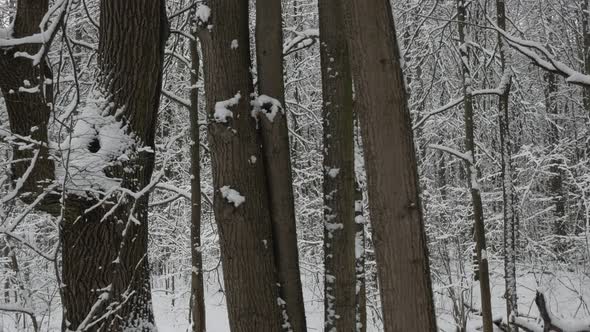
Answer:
[0,0,590,331]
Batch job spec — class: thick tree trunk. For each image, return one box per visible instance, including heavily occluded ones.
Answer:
[341,0,437,330]
[456,1,494,331]
[496,0,519,327]
[61,1,168,330]
[1,0,167,329]
[189,13,206,332]
[255,1,307,330]
[197,1,284,330]
[0,0,54,206]
[318,0,356,330]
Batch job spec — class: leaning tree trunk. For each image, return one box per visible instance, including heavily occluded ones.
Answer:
[255,1,307,330]
[341,0,437,330]
[496,0,519,327]
[197,1,284,330]
[457,1,493,331]
[317,0,356,330]
[189,11,206,332]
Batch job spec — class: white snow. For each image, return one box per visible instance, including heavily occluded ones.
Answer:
[327,168,340,178]
[196,5,211,23]
[251,94,283,122]
[214,93,241,123]
[230,39,238,49]
[54,89,135,195]
[220,186,245,207]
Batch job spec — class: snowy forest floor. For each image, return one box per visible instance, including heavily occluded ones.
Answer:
[0,260,587,331]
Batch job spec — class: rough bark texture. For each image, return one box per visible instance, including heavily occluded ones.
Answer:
[496,0,518,328]
[255,1,307,330]
[197,1,284,330]
[354,180,367,332]
[583,0,590,114]
[0,0,54,205]
[61,1,168,330]
[544,72,567,251]
[457,1,494,331]
[317,0,356,330]
[341,0,438,330]
[189,15,205,332]
[1,0,167,330]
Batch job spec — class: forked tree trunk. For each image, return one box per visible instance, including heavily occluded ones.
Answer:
[189,11,206,332]
[1,0,168,330]
[255,1,307,330]
[341,0,437,330]
[318,0,356,330]
[456,1,493,331]
[496,0,518,327]
[197,1,284,330]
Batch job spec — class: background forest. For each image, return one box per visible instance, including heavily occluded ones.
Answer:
[0,0,590,331]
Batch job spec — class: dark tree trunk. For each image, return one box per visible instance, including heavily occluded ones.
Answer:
[189,11,206,332]
[496,0,518,327]
[255,1,307,330]
[317,0,356,330]
[341,0,437,330]
[197,1,284,330]
[60,1,168,330]
[456,1,493,330]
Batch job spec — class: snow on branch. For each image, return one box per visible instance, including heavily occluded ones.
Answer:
[283,28,319,56]
[428,144,473,163]
[491,23,590,87]
[0,0,68,65]
[413,88,505,130]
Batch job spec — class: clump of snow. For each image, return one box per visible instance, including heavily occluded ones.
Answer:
[214,93,241,123]
[220,186,245,207]
[196,5,211,23]
[326,168,340,178]
[230,39,238,49]
[54,89,135,195]
[251,95,283,122]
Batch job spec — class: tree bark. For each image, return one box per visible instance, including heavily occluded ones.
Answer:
[61,1,168,330]
[341,0,437,330]
[456,1,494,331]
[318,0,356,330]
[1,0,167,329]
[189,11,206,332]
[496,0,519,327]
[255,1,307,330]
[197,1,284,330]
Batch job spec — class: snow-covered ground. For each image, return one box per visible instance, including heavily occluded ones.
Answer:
[0,262,587,331]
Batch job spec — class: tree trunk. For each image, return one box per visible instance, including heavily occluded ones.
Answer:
[197,1,284,330]
[582,0,590,114]
[544,72,567,253]
[61,1,168,330]
[255,1,307,330]
[341,0,437,330]
[189,11,206,332]
[456,1,493,330]
[496,0,518,327]
[318,0,356,330]
[354,180,367,332]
